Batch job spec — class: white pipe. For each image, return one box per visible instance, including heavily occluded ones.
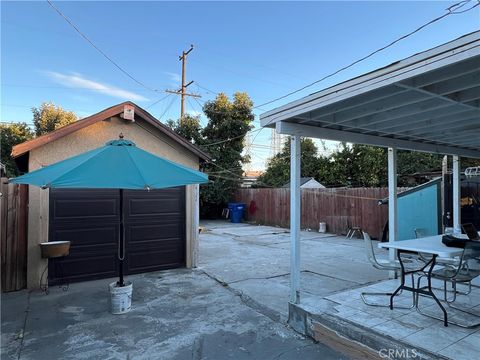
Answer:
[290,135,301,304]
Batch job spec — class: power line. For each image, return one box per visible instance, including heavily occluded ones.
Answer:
[192,96,205,111]
[201,128,262,147]
[192,96,263,123]
[46,0,160,93]
[157,95,177,120]
[190,56,294,90]
[145,94,172,110]
[1,83,151,91]
[257,0,480,108]
[196,46,310,83]
[195,83,219,95]
[185,97,207,126]
[194,84,268,113]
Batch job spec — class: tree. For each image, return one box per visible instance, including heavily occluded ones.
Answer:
[200,92,254,217]
[166,114,202,144]
[460,157,480,169]
[0,123,34,176]
[257,138,322,187]
[259,140,449,188]
[396,151,443,186]
[32,102,77,136]
[326,144,387,187]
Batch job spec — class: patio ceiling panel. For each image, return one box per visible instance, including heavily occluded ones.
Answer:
[261,31,480,158]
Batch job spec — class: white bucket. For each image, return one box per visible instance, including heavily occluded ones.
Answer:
[319,222,327,233]
[109,281,132,314]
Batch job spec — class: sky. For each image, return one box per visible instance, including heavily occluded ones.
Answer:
[1,1,479,170]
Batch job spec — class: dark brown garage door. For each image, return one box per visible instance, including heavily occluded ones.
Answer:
[48,187,185,284]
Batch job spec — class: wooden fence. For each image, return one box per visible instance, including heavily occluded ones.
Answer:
[234,187,403,239]
[1,178,28,292]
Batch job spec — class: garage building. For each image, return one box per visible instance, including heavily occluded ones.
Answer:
[12,102,210,288]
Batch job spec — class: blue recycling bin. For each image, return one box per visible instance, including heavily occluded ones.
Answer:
[228,202,246,223]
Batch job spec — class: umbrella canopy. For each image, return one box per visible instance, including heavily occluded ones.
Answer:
[10,138,208,189]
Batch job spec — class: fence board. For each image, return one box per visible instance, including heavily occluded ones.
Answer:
[235,187,406,239]
[1,178,28,292]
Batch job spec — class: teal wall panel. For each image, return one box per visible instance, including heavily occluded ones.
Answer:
[398,183,440,240]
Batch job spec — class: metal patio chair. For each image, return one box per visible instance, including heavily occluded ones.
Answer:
[414,228,471,295]
[361,232,415,308]
[416,241,480,328]
[415,228,461,266]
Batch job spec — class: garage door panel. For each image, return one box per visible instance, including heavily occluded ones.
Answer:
[126,236,184,251]
[127,199,183,216]
[50,189,119,224]
[126,223,183,244]
[124,188,184,222]
[50,224,119,248]
[126,249,184,274]
[124,215,183,227]
[49,254,118,285]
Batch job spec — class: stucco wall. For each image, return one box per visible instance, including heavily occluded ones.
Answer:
[27,116,200,288]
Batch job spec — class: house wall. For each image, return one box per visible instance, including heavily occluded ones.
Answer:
[26,116,200,288]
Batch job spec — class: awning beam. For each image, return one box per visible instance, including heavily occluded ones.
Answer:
[277,121,480,158]
[381,110,478,134]
[318,91,432,126]
[403,57,480,88]
[396,81,480,111]
[365,106,473,133]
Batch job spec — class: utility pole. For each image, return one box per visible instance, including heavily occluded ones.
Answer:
[165,45,201,119]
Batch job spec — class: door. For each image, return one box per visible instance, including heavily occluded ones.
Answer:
[48,187,185,284]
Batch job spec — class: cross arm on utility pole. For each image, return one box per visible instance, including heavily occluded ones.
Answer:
[165,88,202,98]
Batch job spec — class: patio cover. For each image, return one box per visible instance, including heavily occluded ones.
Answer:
[261,31,480,158]
[260,31,480,304]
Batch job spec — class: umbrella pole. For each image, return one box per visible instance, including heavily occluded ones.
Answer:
[118,188,125,287]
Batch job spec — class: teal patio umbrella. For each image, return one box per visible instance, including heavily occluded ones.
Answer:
[10,135,208,286]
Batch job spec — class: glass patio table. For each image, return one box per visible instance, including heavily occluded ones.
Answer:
[378,235,468,327]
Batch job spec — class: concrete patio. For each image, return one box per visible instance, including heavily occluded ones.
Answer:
[199,221,480,360]
[199,220,389,322]
[1,269,354,360]
[294,277,480,360]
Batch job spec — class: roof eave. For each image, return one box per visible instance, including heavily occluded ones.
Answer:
[11,101,211,161]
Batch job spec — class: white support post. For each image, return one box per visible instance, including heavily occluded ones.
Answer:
[290,135,301,304]
[388,148,398,278]
[441,155,448,233]
[453,155,461,234]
